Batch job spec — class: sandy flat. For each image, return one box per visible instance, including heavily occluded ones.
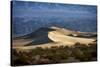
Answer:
[13,39,33,47]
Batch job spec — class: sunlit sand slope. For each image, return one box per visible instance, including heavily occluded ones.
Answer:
[48,31,95,45]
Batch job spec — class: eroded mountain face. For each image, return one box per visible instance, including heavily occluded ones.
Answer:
[12,1,97,37]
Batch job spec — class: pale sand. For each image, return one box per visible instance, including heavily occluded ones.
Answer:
[48,31,95,45]
[13,39,33,47]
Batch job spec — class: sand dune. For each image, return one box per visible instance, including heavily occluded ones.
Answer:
[13,26,96,50]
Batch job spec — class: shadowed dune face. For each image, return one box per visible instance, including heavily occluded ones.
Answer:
[13,27,55,39]
[13,27,55,47]
[26,35,54,46]
[13,26,96,48]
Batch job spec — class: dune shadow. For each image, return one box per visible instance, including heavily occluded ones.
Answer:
[25,35,54,46]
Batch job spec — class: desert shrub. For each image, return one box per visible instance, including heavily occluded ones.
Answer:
[12,42,97,66]
[72,42,97,61]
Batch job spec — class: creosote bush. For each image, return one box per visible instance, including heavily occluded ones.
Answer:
[12,42,97,66]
